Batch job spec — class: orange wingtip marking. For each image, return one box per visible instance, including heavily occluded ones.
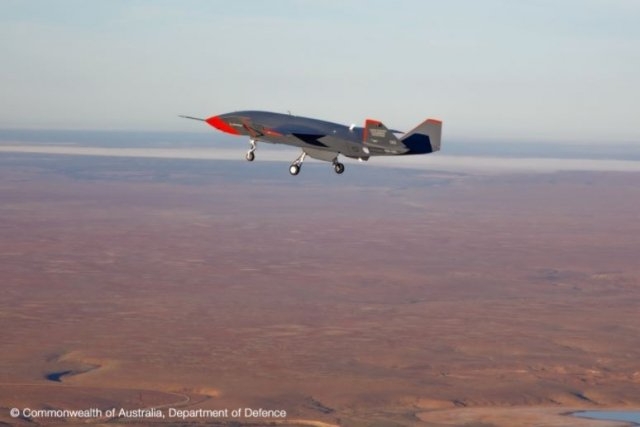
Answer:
[365,119,382,126]
[426,118,442,124]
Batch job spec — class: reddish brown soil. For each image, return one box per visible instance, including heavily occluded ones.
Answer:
[1,155,639,426]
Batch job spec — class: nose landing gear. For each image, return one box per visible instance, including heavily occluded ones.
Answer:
[246,139,257,161]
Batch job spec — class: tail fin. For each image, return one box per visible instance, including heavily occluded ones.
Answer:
[400,119,442,154]
[363,119,408,154]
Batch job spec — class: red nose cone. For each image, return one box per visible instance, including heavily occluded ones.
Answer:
[205,116,240,135]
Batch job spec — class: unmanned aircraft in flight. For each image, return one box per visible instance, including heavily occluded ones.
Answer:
[180,111,442,175]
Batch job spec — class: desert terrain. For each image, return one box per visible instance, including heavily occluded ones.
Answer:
[1,152,639,426]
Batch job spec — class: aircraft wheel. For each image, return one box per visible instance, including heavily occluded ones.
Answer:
[246,151,255,162]
[334,162,345,174]
[289,164,301,176]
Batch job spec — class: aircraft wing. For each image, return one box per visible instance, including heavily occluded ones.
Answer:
[238,120,330,141]
[247,121,334,148]
[259,124,368,159]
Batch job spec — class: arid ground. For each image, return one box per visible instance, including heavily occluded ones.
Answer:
[1,152,639,426]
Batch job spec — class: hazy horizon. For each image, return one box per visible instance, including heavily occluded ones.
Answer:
[3,127,640,175]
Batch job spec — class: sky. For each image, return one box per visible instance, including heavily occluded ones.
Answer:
[1,0,639,143]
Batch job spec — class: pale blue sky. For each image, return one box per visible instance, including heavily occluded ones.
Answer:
[1,0,639,143]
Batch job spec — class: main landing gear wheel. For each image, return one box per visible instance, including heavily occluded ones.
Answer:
[333,162,345,174]
[289,164,301,175]
[245,151,255,162]
[289,151,307,176]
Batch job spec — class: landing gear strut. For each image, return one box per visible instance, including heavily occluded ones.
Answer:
[289,152,307,176]
[245,139,257,161]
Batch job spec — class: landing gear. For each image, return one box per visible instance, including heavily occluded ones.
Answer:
[289,152,307,176]
[287,151,345,176]
[245,139,257,162]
